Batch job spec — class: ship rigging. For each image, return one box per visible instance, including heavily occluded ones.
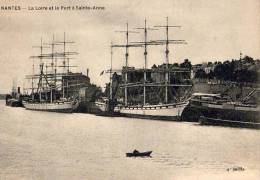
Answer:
[102,17,193,119]
[23,33,86,112]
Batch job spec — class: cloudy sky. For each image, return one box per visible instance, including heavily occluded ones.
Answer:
[0,0,259,93]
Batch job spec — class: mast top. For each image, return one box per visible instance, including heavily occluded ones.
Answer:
[135,19,158,31]
[154,17,181,28]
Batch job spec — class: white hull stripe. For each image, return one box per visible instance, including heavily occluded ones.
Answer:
[120,102,188,116]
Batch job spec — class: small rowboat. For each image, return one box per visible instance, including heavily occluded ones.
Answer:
[126,151,152,157]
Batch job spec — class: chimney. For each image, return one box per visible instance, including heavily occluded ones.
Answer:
[17,87,20,94]
[87,68,89,77]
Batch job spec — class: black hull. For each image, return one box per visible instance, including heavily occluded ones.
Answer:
[126,151,152,157]
[6,99,23,107]
[182,99,260,128]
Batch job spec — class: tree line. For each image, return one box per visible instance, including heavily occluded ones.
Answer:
[194,56,259,83]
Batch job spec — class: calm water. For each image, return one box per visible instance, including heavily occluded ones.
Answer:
[0,100,260,180]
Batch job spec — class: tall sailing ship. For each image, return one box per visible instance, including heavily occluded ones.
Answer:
[103,18,193,120]
[23,33,86,113]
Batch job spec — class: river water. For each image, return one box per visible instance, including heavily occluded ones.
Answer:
[0,100,259,180]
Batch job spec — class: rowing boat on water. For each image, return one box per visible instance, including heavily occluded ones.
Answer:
[126,151,152,157]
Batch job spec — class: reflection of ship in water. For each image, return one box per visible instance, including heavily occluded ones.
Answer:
[102,18,193,120]
[23,34,89,113]
[182,88,260,128]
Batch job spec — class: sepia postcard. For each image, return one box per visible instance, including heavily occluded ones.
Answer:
[0,0,259,180]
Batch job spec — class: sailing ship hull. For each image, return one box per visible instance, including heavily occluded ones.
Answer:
[119,101,188,120]
[23,101,79,113]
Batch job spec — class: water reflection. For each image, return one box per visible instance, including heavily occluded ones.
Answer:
[0,101,260,180]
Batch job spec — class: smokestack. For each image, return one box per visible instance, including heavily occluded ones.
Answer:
[17,87,20,94]
[87,68,89,77]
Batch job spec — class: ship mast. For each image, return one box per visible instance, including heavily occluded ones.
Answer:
[115,23,139,106]
[31,57,35,95]
[57,33,76,74]
[32,37,49,102]
[62,32,67,98]
[51,35,55,102]
[45,35,57,102]
[144,20,147,106]
[54,33,76,98]
[42,35,59,102]
[63,32,66,98]
[110,42,113,100]
[136,19,158,105]
[124,23,129,105]
[40,38,43,102]
[154,17,181,103]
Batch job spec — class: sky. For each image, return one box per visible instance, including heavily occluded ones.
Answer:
[0,0,259,93]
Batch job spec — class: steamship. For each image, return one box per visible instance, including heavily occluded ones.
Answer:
[184,90,260,128]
